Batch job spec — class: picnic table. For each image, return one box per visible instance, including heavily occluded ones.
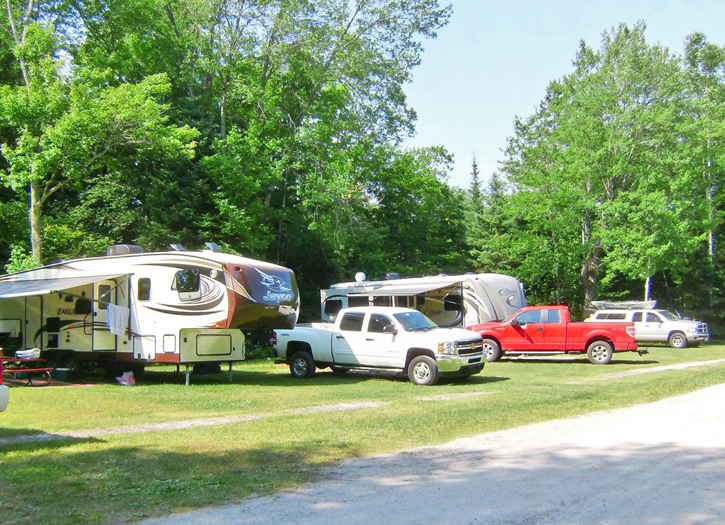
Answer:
[2,357,54,386]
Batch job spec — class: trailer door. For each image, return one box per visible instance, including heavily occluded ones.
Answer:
[93,280,117,351]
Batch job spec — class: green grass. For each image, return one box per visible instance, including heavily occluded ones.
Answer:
[2,345,725,524]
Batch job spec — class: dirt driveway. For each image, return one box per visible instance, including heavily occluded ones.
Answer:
[142,383,725,525]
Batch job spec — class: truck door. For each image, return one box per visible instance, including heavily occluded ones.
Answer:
[93,280,117,351]
[332,312,366,365]
[640,311,666,342]
[507,309,546,351]
[541,308,566,349]
[360,313,399,367]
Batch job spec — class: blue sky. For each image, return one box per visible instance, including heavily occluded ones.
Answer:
[403,0,725,189]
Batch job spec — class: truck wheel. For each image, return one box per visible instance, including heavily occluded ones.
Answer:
[668,332,688,349]
[289,352,316,378]
[408,355,439,386]
[587,341,613,364]
[482,338,501,362]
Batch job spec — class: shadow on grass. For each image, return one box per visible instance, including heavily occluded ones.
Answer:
[500,357,659,366]
[3,432,723,524]
[0,441,356,525]
[0,434,101,453]
[135,368,509,388]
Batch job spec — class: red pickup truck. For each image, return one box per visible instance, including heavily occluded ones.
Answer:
[467,305,640,364]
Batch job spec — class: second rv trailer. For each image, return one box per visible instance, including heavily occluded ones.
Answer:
[320,273,525,328]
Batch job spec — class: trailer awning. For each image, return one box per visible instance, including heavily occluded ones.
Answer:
[0,273,130,299]
[348,281,460,297]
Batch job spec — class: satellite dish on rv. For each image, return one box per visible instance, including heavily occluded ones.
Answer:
[355,272,366,283]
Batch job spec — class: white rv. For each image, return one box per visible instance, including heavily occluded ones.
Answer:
[0,244,299,382]
[320,273,525,328]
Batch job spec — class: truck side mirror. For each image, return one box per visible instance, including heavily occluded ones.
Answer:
[382,325,398,335]
[510,318,520,326]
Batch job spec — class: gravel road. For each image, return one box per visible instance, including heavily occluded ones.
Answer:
[142,383,725,525]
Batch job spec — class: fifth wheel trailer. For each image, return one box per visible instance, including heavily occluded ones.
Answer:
[320,273,526,328]
[0,244,299,382]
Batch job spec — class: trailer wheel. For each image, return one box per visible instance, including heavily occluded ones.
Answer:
[587,341,613,364]
[407,355,439,386]
[482,338,502,362]
[668,332,688,349]
[289,352,316,378]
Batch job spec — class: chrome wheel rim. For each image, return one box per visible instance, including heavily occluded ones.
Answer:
[591,344,609,362]
[292,357,308,376]
[672,335,685,347]
[413,362,431,382]
[482,342,495,358]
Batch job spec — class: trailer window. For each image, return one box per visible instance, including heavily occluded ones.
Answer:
[348,296,369,307]
[174,269,200,293]
[339,312,365,332]
[138,278,151,301]
[324,299,343,316]
[98,285,111,310]
[373,296,391,307]
[174,269,202,302]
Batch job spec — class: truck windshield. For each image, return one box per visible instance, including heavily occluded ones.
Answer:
[393,311,438,332]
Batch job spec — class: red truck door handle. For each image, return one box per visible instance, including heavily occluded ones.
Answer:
[537,327,544,332]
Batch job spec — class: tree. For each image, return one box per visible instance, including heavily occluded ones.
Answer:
[0,0,199,263]
[499,23,703,307]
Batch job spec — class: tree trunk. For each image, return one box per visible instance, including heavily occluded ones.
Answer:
[29,180,43,264]
[580,240,601,306]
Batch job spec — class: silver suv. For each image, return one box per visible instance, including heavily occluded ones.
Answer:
[585,309,709,348]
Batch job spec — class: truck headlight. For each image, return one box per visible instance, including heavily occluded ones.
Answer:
[687,327,696,333]
[438,342,456,355]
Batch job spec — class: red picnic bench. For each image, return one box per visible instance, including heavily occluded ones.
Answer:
[1,357,55,386]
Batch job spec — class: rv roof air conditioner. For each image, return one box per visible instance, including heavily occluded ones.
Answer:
[383,272,399,281]
[169,244,186,251]
[106,244,144,256]
[204,242,222,252]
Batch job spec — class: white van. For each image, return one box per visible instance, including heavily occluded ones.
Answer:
[585,307,709,348]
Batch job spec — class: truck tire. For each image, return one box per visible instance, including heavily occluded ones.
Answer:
[482,338,502,362]
[289,352,316,378]
[407,355,439,386]
[668,332,688,349]
[587,341,613,364]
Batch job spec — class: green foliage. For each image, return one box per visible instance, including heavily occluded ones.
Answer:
[4,242,39,273]
[465,23,724,324]
[1,4,723,334]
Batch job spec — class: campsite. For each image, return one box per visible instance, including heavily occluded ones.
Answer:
[2,347,725,524]
[2,0,725,524]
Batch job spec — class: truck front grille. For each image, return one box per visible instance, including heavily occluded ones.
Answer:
[456,340,483,356]
[697,323,709,335]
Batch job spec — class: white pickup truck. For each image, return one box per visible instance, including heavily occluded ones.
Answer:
[271,307,485,385]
